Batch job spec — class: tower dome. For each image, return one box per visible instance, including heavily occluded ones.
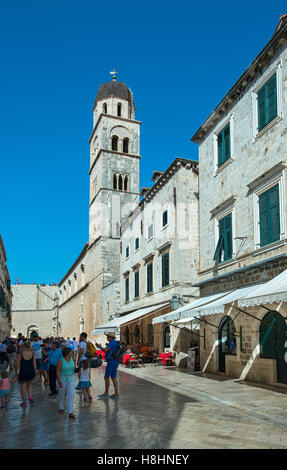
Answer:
[94,81,135,108]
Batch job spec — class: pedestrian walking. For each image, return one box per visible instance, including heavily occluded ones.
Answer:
[96,332,120,399]
[15,340,37,407]
[56,347,76,419]
[47,341,62,396]
[75,359,92,401]
[0,371,16,408]
[77,333,88,369]
[39,339,51,386]
[30,332,43,380]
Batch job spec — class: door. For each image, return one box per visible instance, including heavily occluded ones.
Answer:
[276,315,287,384]
[218,316,237,373]
[260,311,287,384]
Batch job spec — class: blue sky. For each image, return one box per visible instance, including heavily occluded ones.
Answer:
[0,0,285,284]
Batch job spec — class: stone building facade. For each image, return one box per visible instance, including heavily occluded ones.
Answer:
[11,284,59,338]
[0,235,12,339]
[118,158,199,357]
[191,16,287,385]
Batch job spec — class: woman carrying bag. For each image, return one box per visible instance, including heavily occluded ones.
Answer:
[56,347,76,419]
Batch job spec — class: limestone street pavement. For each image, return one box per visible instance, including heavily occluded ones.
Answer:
[1,364,287,449]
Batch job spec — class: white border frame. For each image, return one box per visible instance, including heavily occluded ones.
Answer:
[253,170,286,250]
[213,113,235,175]
[252,60,283,141]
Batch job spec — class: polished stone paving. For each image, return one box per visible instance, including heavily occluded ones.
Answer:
[1,364,287,449]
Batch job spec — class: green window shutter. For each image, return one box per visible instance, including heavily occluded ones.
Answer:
[162,253,169,287]
[259,191,269,247]
[217,132,223,167]
[224,214,232,261]
[269,185,280,243]
[218,214,232,262]
[259,184,280,247]
[223,125,230,162]
[258,87,266,131]
[163,210,168,227]
[125,277,129,302]
[147,263,153,293]
[135,271,139,298]
[266,74,277,124]
[260,312,277,358]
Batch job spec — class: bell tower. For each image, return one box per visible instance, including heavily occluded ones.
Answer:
[87,73,141,328]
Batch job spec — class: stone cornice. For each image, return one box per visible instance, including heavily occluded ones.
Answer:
[58,243,89,286]
[89,148,141,175]
[89,186,140,208]
[247,161,286,193]
[89,113,142,144]
[210,196,236,217]
[191,19,287,143]
[121,157,198,233]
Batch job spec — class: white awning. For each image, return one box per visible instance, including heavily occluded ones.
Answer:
[152,292,231,325]
[191,284,262,316]
[238,269,287,307]
[91,302,169,335]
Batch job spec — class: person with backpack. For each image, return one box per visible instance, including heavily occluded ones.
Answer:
[95,331,123,399]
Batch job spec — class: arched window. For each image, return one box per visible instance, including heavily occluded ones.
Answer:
[117,103,122,117]
[163,324,170,348]
[113,174,117,189]
[260,311,286,358]
[147,324,154,348]
[125,326,130,344]
[123,138,129,153]
[103,103,107,114]
[118,175,123,191]
[134,325,140,343]
[112,135,118,151]
[218,316,237,372]
[124,175,128,192]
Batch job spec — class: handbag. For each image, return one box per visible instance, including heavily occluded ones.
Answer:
[89,357,102,368]
[74,367,80,374]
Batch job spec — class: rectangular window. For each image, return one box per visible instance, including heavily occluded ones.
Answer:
[162,210,168,227]
[218,214,232,262]
[147,262,153,293]
[258,74,277,132]
[135,237,139,251]
[148,224,154,240]
[125,277,129,302]
[134,270,139,298]
[259,184,280,247]
[217,124,230,167]
[125,246,129,259]
[162,253,169,287]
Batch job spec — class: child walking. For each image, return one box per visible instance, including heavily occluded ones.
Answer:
[0,371,15,408]
[76,359,92,401]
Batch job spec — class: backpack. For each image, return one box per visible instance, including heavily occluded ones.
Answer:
[7,343,15,354]
[85,341,96,359]
[111,342,126,363]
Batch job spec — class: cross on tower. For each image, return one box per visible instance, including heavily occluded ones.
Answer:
[110,69,118,81]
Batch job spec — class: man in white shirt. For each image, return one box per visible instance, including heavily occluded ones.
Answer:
[77,332,88,368]
[72,337,79,362]
[30,332,43,378]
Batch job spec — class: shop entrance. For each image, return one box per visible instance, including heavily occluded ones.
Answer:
[218,316,237,373]
[260,311,287,384]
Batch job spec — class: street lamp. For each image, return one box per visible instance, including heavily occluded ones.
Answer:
[170,295,181,311]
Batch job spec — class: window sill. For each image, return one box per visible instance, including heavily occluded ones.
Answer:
[161,285,170,291]
[147,237,154,243]
[162,224,168,231]
[253,115,283,143]
[215,157,234,176]
[146,291,154,296]
[252,237,287,257]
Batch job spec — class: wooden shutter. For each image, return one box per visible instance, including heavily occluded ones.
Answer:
[135,271,139,298]
[125,277,129,302]
[260,312,276,358]
[223,124,230,162]
[269,185,280,243]
[224,214,232,261]
[147,263,153,293]
[217,132,223,167]
[259,191,269,247]
[258,87,266,131]
[266,74,277,123]
[162,253,169,287]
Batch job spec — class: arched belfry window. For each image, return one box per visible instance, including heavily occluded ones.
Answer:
[123,138,129,154]
[112,135,118,151]
[113,174,117,189]
[118,175,123,191]
[117,103,122,117]
[124,175,128,192]
[103,103,107,114]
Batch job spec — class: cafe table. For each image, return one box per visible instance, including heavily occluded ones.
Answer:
[159,352,172,365]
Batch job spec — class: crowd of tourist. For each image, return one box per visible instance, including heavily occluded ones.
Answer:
[0,330,120,419]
